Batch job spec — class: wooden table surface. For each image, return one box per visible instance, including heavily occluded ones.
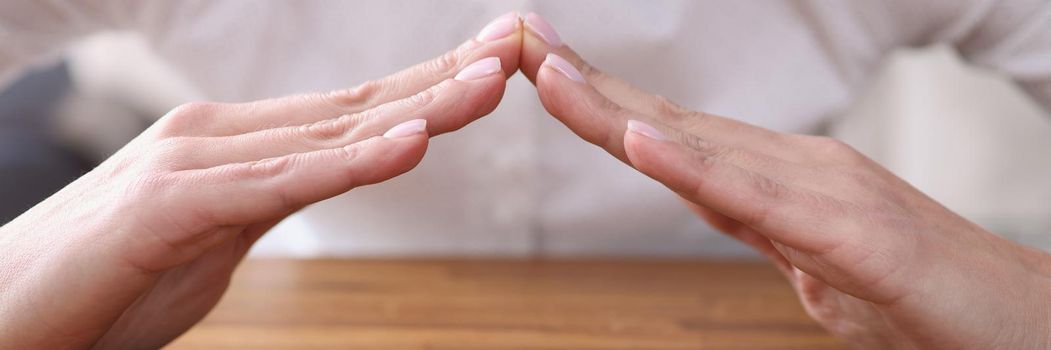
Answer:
[167,259,845,349]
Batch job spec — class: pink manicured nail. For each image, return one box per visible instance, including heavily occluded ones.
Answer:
[627,120,666,141]
[476,12,519,42]
[542,53,585,83]
[455,57,502,81]
[383,119,428,138]
[524,12,563,47]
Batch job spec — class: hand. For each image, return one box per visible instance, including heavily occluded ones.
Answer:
[519,14,1051,349]
[0,14,522,349]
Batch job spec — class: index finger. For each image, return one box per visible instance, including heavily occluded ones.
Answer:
[521,13,804,163]
[167,12,524,137]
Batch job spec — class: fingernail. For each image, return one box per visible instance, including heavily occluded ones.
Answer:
[454,57,502,81]
[524,12,563,47]
[383,119,428,138]
[627,120,666,141]
[542,53,585,83]
[475,12,519,42]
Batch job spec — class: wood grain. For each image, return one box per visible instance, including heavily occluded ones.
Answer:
[167,259,845,349]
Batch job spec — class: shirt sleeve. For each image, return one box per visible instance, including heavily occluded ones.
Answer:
[947,0,1051,113]
[0,0,141,88]
[792,0,1051,114]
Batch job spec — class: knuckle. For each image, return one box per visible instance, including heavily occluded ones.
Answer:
[151,136,191,151]
[577,62,603,82]
[245,156,292,178]
[170,101,224,117]
[744,201,779,229]
[429,49,465,77]
[589,103,625,151]
[740,175,789,227]
[340,143,363,163]
[588,91,623,116]
[689,149,717,171]
[843,170,874,188]
[652,95,693,119]
[688,139,732,164]
[298,116,354,143]
[680,111,715,135]
[335,144,366,188]
[123,172,177,202]
[142,137,194,170]
[684,142,735,181]
[750,172,788,201]
[807,136,863,162]
[326,80,379,111]
[156,102,225,136]
[406,83,442,110]
[809,136,850,153]
[345,84,443,137]
[251,158,298,207]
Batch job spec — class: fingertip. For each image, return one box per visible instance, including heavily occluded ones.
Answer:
[623,127,658,170]
[535,59,629,159]
[500,50,520,78]
[382,119,429,139]
[534,57,603,119]
[371,126,431,155]
[475,75,508,118]
[406,71,506,136]
[453,57,503,81]
[622,128,690,189]
[623,119,671,166]
[390,134,430,177]
[523,12,564,48]
[386,133,430,175]
[449,68,508,128]
[541,53,585,83]
[534,64,575,118]
[535,55,584,110]
[520,38,556,82]
[348,133,430,186]
[468,14,522,79]
[475,12,520,43]
[626,119,666,140]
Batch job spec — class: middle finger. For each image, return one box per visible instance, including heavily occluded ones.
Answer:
[163,12,523,138]
[173,57,506,170]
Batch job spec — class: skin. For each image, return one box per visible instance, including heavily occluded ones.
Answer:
[0,24,521,349]
[2,12,1049,349]
[519,19,1051,349]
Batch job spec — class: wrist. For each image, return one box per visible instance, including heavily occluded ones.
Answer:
[958,231,1051,349]
[876,228,1051,350]
[1007,239,1051,349]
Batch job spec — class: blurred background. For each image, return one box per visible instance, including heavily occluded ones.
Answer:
[2,1,1049,257]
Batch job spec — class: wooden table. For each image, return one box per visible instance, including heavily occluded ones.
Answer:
[167,259,845,349]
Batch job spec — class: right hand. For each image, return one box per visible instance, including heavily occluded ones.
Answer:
[0,12,523,349]
[517,12,1051,349]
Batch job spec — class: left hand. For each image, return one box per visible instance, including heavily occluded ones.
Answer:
[0,17,521,348]
[518,13,1051,349]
